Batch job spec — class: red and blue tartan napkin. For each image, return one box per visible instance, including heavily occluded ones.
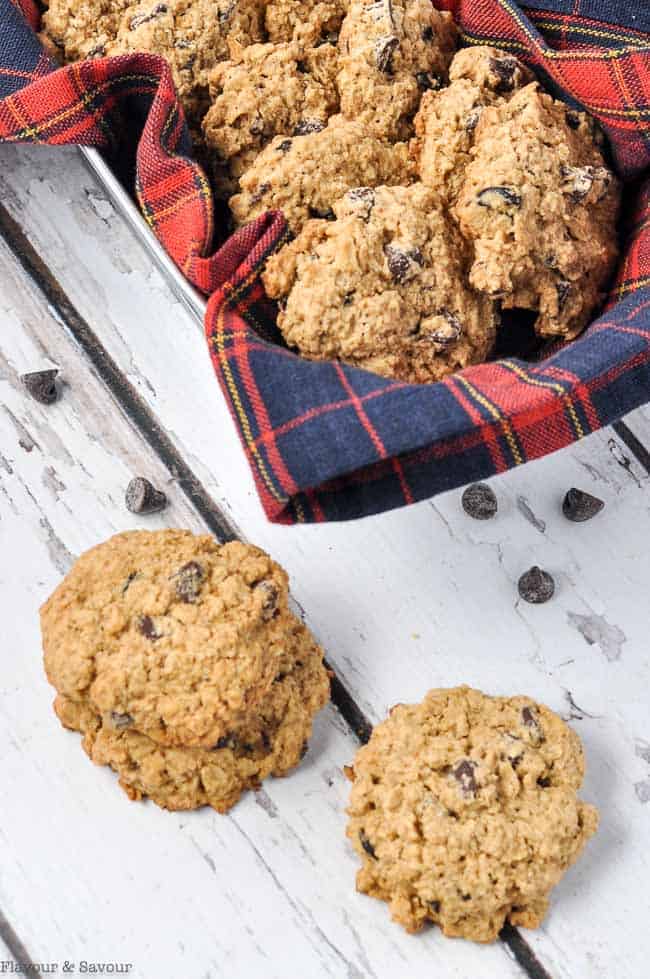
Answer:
[1,0,649,523]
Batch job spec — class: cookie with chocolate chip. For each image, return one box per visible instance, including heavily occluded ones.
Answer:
[413,46,534,205]
[337,0,457,140]
[202,39,340,187]
[41,530,309,748]
[455,83,620,339]
[265,0,348,44]
[52,615,329,813]
[230,116,414,233]
[346,686,598,941]
[262,183,495,383]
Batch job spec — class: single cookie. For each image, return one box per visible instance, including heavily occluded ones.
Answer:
[455,83,620,339]
[202,39,340,186]
[347,686,599,941]
[42,0,265,127]
[230,117,414,233]
[41,530,298,748]
[52,617,330,813]
[265,0,348,45]
[413,46,534,204]
[337,0,457,140]
[262,183,495,383]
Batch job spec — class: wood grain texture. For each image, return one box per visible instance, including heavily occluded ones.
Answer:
[1,143,650,978]
[0,222,520,979]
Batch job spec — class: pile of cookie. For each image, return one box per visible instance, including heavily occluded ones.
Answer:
[40,530,330,812]
[42,0,620,383]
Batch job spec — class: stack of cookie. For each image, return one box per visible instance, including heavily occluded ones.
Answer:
[41,1,621,382]
[40,530,330,812]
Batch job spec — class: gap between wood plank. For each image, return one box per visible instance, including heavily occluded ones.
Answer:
[0,199,553,979]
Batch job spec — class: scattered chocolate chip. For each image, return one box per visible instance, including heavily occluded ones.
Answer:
[21,369,59,405]
[521,706,538,728]
[86,43,106,58]
[537,776,552,788]
[111,712,134,730]
[171,560,204,603]
[416,71,442,91]
[422,25,434,41]
[308,205,336,220]
[218,0,235,26]
[543,254,559,272]
[465,108,482,133]
[137,614,159,640]
[375,34,398,73]
[423,309,462,346]
[556,279,572,310]
[318,31,339,46]
[296,60,308,73]
[509,753,523,769]
[562,487,605,522]
[429,900,441,914]
[477,186,522,209]
[130,3,167,30]
[489,55,519,93]
[213,734,233,750]
[125,477,167,515]
[293,118,326,136]
[453,759,478,797]
[343,292,355,306]
[346,186,375,221]
[122,571,139,594]
[461,483,498,520]
[249,182,271,206]
[384,244,424,284]
[359,830,377,859]
[277,139,293,153]
[518,566,555,604]
[261,731,272,751]
[250,115,265,136]
[256,579,280,620]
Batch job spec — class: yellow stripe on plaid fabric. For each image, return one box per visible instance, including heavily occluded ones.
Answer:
[615,274,650,298]
[500,360,586,438]
[531,20,649,48]
[455,374,524,465]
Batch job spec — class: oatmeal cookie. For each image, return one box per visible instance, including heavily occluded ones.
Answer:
[455,83,620,338]
[230,117,414,233]
[262,183,495,384]
[413,46,534,204]
[346,686,599,941]
[337,0,457,140]
[41,0,265,125]
[52,617,329,813]
[41,530,300,748]
[202,39,339,184]
[265,0,348,45]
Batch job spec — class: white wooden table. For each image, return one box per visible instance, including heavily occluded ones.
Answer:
[1,143,649,979]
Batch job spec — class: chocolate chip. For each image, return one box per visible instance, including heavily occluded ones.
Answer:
[125,477,167,514]
[122,571,139,594]
[521,706,538,728]
[421,25,434,41]
[461,483,498,520]
[346,186,375,221]
[556,279,572,310]
[21,369,59,405]
[137,614,159,640]
[477,186,522,209]
[537,776,552,788]
[111,712,134,730]
[250,116,265,136]
[86,43,106,58]
[129,3,167,30]
[384,244,424,284]
[429,900,441,914]
[453,759,478,797]
[249,182,271,206]
[171,560,204,603]
[562,487,605,522]
[359,830,377,859]
[255,579,280,620]
[560,164,610,204]
[465,108,482,133]
[296,60,308,73]
[375,34,398,73]
[213,734,234,750]
[509,753,523,769]
[489,55,519,93]
[293,118,326,136]
[416,71,442,91]
[423,309,462,346]
[518,567,555,604]
[277,139,293,153]
[343,292,355,306]
[308,206,336,220]
[565,109,582,130]
[262,731,272,751]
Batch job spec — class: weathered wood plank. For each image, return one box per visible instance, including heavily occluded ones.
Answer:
[0,226,520,979]
[2,143,650,978]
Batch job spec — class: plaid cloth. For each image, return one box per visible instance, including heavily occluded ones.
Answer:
[1,2,649,523]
